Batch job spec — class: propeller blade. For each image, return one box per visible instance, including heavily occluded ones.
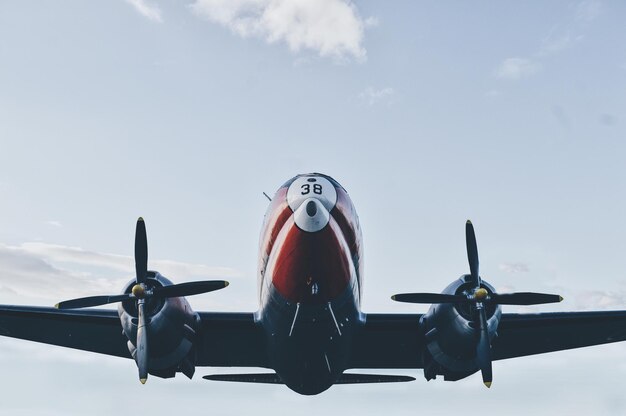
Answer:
[55,294,130,309]
[136,300,149,384]
[391,293,467,304]
[475,307,492,388]
[135,217,148,284]
[152,280,229,299]
[465,220,481,287]
[489,292,563,305]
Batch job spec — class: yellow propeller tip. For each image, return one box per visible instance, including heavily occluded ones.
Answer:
[559,296,564,302]
[54,303,60,309]
[484,381,492,388]
[466,220,472,225]
[391,295,396,301]
[138,217,144,222]
[224,281,229,287]
[140,378,147,384]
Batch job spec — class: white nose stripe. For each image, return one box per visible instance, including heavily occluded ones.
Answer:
[287,175,337,212]
[293,198,330,232]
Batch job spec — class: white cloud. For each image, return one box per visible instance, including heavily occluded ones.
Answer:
[495,58,541,80]
[484,89,502,98]
[575,0,602,22]
[0,242,241,305]
[358,87,394,106]
[0,243,111,302]
[190,0,371,60]
[17,242,241,279]
[363,16,379,28]
[575,290,626,310]
[538,32,583,56]
[499,263,530,273]
[495,1,601,80]
[125,0,163,23]
[45,220,62,228]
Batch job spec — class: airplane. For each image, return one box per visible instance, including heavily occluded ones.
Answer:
[1,172,626,395]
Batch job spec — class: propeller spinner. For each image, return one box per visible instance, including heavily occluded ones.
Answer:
[55,217,229,384]
[391,220,563,388]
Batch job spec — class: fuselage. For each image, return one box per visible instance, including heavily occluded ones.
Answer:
[257,173,364,394]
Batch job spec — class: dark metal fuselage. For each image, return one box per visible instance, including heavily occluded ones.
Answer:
[257,173,364,394]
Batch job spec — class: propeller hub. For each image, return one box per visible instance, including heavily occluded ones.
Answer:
[132,284,146,299]
[473,287,489,301]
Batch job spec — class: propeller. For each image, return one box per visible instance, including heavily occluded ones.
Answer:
[392,220,563,388]
[55,217,230,384]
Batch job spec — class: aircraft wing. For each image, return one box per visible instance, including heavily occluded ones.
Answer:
[348,313,424,369]
[492,311,626,360]
[0,305,131,357]
[195,312,269,368]
[347,311,626,369]
[0,305,268,367]
[4,305,625,371]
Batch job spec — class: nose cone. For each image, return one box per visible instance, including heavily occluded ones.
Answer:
[293,198,330,232]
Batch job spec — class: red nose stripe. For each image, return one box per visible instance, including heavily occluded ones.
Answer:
[269,217,352,304]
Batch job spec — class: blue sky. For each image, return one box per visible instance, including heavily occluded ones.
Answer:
[0,0,625,414]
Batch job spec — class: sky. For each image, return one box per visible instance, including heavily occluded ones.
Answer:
[0,0,625,414]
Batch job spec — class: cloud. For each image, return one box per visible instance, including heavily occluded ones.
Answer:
[498,262,530,273]
[45,220,62,228]
[575,290,626,310]
[495,58,541,80]
[125,0,163,23]
[538,32,584,56]
[575,0,602,22]
[358,87,394,106]
[17,242,241,279]
[484,89,502,98]
[190,0,371,60]
[0,242,241,304]
[494,1,601,81]
[0,243,109,302]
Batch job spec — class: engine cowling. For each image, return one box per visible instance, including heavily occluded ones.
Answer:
[392,221,563,387]
[420,275,501,381]
[118,271,200,379]
[54,217,230,384]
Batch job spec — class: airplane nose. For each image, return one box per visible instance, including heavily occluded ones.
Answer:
[294,198,330,232]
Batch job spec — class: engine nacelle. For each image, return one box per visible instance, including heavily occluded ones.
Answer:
[420,275,501,381]
[118,271,200,379]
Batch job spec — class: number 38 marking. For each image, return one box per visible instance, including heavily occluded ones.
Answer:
[301,184,323,195]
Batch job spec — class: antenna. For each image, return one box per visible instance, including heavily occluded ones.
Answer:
[263,192,272,202]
